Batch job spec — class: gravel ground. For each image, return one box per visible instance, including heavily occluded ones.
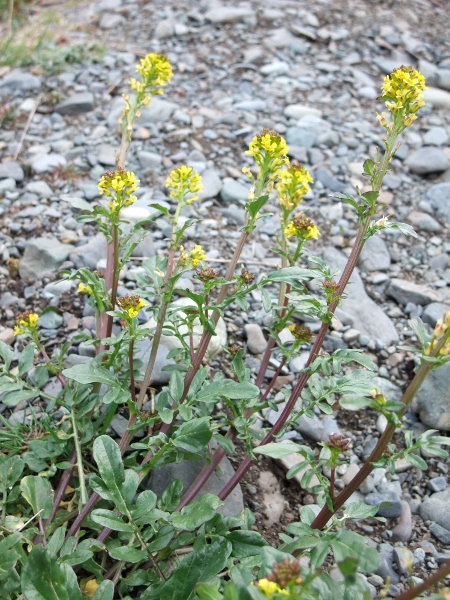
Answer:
[1,0,450,596]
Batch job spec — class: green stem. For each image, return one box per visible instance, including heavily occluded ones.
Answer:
[71,409,87,506]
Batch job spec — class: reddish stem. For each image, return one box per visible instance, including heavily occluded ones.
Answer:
[394,560,450,600]
[259,357,287,404]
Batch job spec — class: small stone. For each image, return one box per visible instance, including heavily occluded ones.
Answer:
[55,93,95,115]
[430,523,450,545]
[198,169,222,200]
[407,210,441,233]
[405,148,450,175]
[284,104,322,119]
[0,161,24,182]
[428,476,447,493]
[422,302,450,327]
[427,183,450,226]
[26,180,53,197]
[245,323,267,354]
[359,235,391,271]
[30,154,67,174]
[377,543,400,584]
[391,501,413,542]
[137,151,162,170]
[0,328,15,345]
[364,491,403,518]
[421,487,450,530]
[423,127,449,146]
[0,69,41,90]
[97,144,116,166]
[393,547,414,575]
[387,278,440,306]
[38,311,64,329]
[424,87,450,110]
[70,233,106,270]
[99,13,125,29]
[204,6,255,23]
[220,178,250,205]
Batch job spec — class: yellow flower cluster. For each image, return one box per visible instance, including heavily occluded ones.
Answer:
[98,169,139,212]
[284,214,320,240]
[378,66,427,127]
[166,165,203,204]
[253,578,289,598]
[425,313,450,356]
[117,295,147,319]
[131,53,173,96]
[77,282,93,296]
[14,311,39,336]
[276,164,313,211]
[179,244,207,268]
[245,129,289,185]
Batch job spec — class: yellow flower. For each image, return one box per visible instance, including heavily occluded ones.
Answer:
[379,66,427,126]
[253,578,289,598]
[117,295,147,319]
[135,53,173,90]
[14,311,39,336]
[166,165,203,203]
[284,214,320,240]
[98,169,139,213]
[189,245,207,267]
[245,129,289,185]
[77,283,94,296]
[277,163,313,211]
[82,579,99,599]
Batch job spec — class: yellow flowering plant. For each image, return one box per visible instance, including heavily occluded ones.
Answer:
[6,58,450,600]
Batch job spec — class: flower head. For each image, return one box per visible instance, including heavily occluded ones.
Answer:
[166,165,203,204]
[77,282,93,296]
[276,163,313,211]
[118,295,147,319]
[240,267,255,285]
[378,66,427,128]
[14,311,39,336]
[327,433,350,452]
[196,267,219,282]
[98,168,139,213]
[267,558,302,589]
[289,324,312,343]
[245,129,289,187]
[129,53,173,98]
[252,578,289,598]
[284,215,320,240]
[189,245,206,267]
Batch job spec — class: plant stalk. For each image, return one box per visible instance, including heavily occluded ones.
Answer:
[394,559,450,600]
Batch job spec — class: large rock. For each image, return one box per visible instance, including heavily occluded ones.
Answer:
[55,93,95,115]
[422,302,450,327]
[358,235,391,271]
[146,455,244,518]
[20,238,72,280]
[30,154,67,173]
[426,183,450,226]
[70,233,106,270]
[387,278,440,306]
[135,341,176,385]
[323,247,398,346]
[421,487,450,529]
[424,87,450,110]
[405,148,450,175]
[413,362,450,430]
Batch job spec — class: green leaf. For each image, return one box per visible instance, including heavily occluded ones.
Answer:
[62,195,94,212]
[344,500,379,520]
[245,194,268,219]
[92,581,114,600]
[388,221,418,238]
[338,396,371,410]
[266,267,314,286]
[261,288,272,313]
[91,509,133,532]
[226,530,267,558]
[172,417,212,454]
[0,455,24,489]
[19,343,35,377]
[20,475,53,519]
[0,534,21,582]
[197,380,259,402]
[3,389,40,407]
[21,546,83,600]
[62,361,119,387]
[254,442,306,459]
[149,203,170,217]
[160,539,231,600]
[171,494,224,531]
[131,490,158,526]
[363,159,374,176]
[196,584,223,600]
[405,453,427,470]
[92,436,137,513]
[0,340,13,369]
[47,528,66,555]
[108,546,147,563]
[331,530,380,573]
[169,370,184,403]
